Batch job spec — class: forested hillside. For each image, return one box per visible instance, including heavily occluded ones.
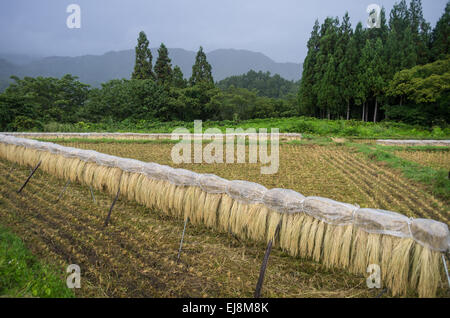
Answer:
[0,0,448,134]
[217,70,299,99]
[298,0,449,125]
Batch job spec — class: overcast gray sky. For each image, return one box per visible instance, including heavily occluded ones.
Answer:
[0,0,447,63]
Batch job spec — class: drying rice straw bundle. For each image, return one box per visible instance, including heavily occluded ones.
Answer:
[229,200,252,237]
[37,151,53,172]
[10,145,24,165]
[278,212,292,251]
[156,181,173,215]
[366,233,382,266]
[55,154,68,179]
[0,143,6,159]
[82,162,98,186]
[198,174,230,229]
[74,158,88,183]
[323,225,345,268]
[352,208,413,283]
[224,180,267,240]
[410,244,442,298]
[62,157,75,181]
[350,228,369,274]
[218,194,234,232]
[3,144,16,162]
[386,238,415,296]
[338,225,354,268]
[132,173,146,205]
[175,186,190,219]
[119,171,134,200]
[153,179,168,212]
[312,220,327,262]
[182,186,200,222]
[42,152,58,176]
[155,180,172,213]
[266,209,283,244]
[193,189,208,224]
[166,168,200,219]
[92,164,110,191]
[123,172,141,202]
[298,215,315,258]
[165,183,178,214]
[246,203,269,242]
[283,213,306,257]
[139,176,156,209]
[202,192,222,228]
[379,235,396,282]
[104,167,123,195]
[408,218,448,297]
[21,147,38,166]
[302,197,357,266]
[66,158,84,183]
[306,218,320,258]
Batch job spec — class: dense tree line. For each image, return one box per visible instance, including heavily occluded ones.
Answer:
[216,70,299,99]
[298,0,449,124]
[0,1,448,131]
[0,32,299,131]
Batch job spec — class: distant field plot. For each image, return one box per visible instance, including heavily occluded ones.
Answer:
[56,141,449,225]
[393,149,450,171]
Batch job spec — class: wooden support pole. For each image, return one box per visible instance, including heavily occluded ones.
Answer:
[89,186,96,203]
[177,217,189,263]
[103,186,120,227]
[55,180,71,203]
[17,161,41,194]
[443,254,450,288]
[254,221,282,298]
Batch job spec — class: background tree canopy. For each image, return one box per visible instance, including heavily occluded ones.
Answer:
[0,0,448,132]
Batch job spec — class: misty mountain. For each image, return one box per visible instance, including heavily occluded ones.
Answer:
[0,48,302,89]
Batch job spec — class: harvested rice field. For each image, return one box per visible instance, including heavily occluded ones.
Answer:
[55,141,449,225]
[0,158,377,298]
[1,138,449,298]
[393,149,450,171]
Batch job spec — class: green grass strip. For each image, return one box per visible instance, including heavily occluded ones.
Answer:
[348,142,450,203]
[0,225,74,298]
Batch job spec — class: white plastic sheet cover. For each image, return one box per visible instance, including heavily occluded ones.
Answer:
[77,150,100,162]
[2,133,450,252]
[354,208,411,238]
[93,153,121,167]
[143,162,173,181]
[167,168,200,186]
[263,188,305,213]
[283,190,306,214]
[198,174,229,194]
[410,218,450,252]
[226,180,267,204]
[303,196,357,225]
[116,158,146,174]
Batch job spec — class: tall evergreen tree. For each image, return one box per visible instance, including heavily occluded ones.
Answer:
[318,54,339,119]
[172,66,187,88]
[409,0,431,64]
[431,2,450,61]
[132,31,154,80]
[189,46,214,86]
[154,43,173,86]
[337,14,358,119]
[387,0,417,75]
[314,17,340,118]
[298,20,320,116]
